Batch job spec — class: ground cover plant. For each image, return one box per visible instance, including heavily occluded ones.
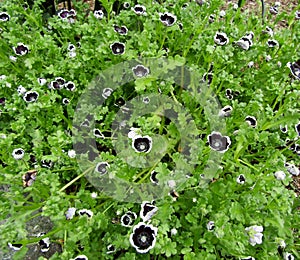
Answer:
[0,0,300,259]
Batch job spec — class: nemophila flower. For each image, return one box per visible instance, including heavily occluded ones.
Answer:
[219,105,232,117]
[12,148,25,160]
[208,14,215,23]
[132,4,146,16]
[233,3,239,10]
[114,97,125,107]
[182,3,189,9]
[94,10,104,19]
[214,32,229,46]
[0,97,5,106]
[295,10,300,20]
[219,10,226,18]
[245,225,263,246]
[245,116,257,128]
[270,6,279,15]
[8,243,22,251]
[143,97,150,104]
[65,207,76,220]
[170,228,177,235]
[73,255,88,260]
[67,43,76,52]
[58,9,69,19]
[287,61,300,80]
[0,12,10,21]
[102,87,113,99]
[294,144,300,155]
[41,159,53,169]
[22,169,37,187]
[113,25,128,35]
[129,222,158,253]
[62,98,70,105]
[132,135,152,153]
[241,257,255,260]
[295,122,300,136]
[93,128,104,138]
[266,55,272,62]
[107,244,116,254]
[274,170,286,180]
[207,131,231,153]
[159,12,177,27]
[9,55,17,62]
[284,253,294,260]
[150,170,159,184]
[121,211,137,227]
[237,174,246,184]
[65,81,76,91]
[23,90,39,102]
[80,118,90,127]
[132,65,150,78]
[248,61,254,68]
[13,43,29,56]
[38,78,47,86]
[262,26,274,37]
[78,209,93,218]
[207,221,215,231]
[235,39,250,51]
[91,192,97,198]
[17,85,26,95]
[95,162,109,175]
[37,233,50,253]
[202,72,213,85]
[123,2,130,9]
[267,39,279,48]
[110,42,125,55]
[69,50,76,58]
[284,162,299,176]
[140,201,158,222]
[280,124,288,133]
[50,80,62,90]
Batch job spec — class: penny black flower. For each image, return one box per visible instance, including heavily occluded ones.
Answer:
[94,10,104,19]
[8,243,22,251]
[13,43,29,56]
[267,39,279,48]
[159,12,177,27]
[245,116,257,128]
[287,61,300,80]
[65,81,76,91]
[62,98,70,105]
[140,201,158,222]
[236,174,246,184]
[0,12,10,21]
[214,32,229,46]
[132,4,146,16]
[207,221,215,231]
[132,135,152,153]
[95,162,109,175]
[37,233,50,253]
[110,42,125,55]
[22,170,37,187]
[23,91,39,103]
[280,125,288,133]
[93,128,104,138]
[129,222,158,253]
[102,87,113,99]
[78,209,93,218]
[113,25,128,35]
[121,211,137,227]
[73,255,88,260]
[107,244,116,254]
[41,159,53,169]
[132,65,150,78]
[150,170,159,184]
[207,131,231,153]
[219,105,232,117]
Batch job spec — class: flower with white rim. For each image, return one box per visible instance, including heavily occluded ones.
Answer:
[235,39,250,51]
[295,10,300,20]
[13,43,29,56]
[237,174,246,184]
[218,105,232,117]
[295,121,300,135]
[65,207,76,220]
[284,252,294,260]
[219,10,226,18]
[245,116,257,128]
[95,162,110,175]
[23,91,39,102]
[129,222,158,253]
[207,131,231,153]
[287,61,300,80]
[68,149,76,158]
[150,170,159,185]
[37,233,50,253]
[132,4,146,16]
[93,128,104,138]
[207,221,215,231]
[262,26,274,37]
[245,225,263,246]
[241,257,255,260]
[214,32,229,46]
[274,170,286,180]
[94,10,104,19]
[159,12,177,27]
[38,78,47,86]
[110,42,125,55]
[140,201,158,222]
[107,244,116,254]
[72,255,88,260]
[65,81,76,91]
[267,39,279,48]
[12,148,25,160]
[132,135,152,153]
[132,65,150,78]
[8,243,23,251]
[121,211,137,227]
[102,87,113,99]
[280,124,288,133]
[0,12,10,21]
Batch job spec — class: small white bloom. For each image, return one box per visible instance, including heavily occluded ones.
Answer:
[0,134,7,139]
[277,61,282,67]
[167,180,176,189]
[65,207,76,220]
[274,171,286,180]
[266,55,272,62]
[285,162,299,176]
[9,55,17,62]
[68,149,76,158]
[17,85,26,95]
[0,75,6,80]
[248,61,254,68]
[237,174,246,184]
[91,192,97,198]
[278,239,286,248]
[94,10,104,19]
[233,3,238,10]
[192,198,197,203]
[219,10,226,18]
[170,228,177,235]
[274,1,281,7]
[207,221,215,231]
[69,51,76,58]
[38,78,47,86]
[245,225,263,246]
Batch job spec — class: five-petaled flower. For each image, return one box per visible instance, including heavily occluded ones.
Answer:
[245,225,263,246]
[207,131,231,153]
